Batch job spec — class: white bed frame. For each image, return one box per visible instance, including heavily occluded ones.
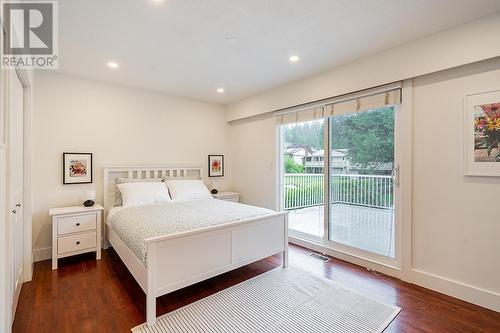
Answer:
[103,166,288,326]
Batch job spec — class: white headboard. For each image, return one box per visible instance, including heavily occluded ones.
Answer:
[103,166,202,218]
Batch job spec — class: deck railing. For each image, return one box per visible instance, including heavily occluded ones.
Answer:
[284,173,393,210]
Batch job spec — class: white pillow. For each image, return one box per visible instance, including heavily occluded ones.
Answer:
[117,182,171,207]
[165,179,213,201]
[114,177,164,206]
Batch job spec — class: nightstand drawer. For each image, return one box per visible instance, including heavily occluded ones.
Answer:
[58,231,97,254]
[218,196,238,203]
[57,214,96,235]
[213,192,240,203]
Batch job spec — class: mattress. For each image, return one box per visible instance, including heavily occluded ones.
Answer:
[107,198,274,265]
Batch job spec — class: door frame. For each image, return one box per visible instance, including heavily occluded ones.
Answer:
[8,69,25,322]
[18,69,33,284]
[278,81,412,279]
[1,66,33,332]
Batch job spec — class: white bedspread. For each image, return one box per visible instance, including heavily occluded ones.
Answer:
[108,198,274,265]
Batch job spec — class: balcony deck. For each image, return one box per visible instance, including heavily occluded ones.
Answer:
[288,203,395,257]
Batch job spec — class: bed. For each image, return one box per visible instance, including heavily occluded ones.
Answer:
[103,166,289,327]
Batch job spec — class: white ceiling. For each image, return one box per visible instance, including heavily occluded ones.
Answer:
[58,0,500,104]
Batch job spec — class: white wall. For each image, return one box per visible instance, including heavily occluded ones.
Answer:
[411,58,500,302]
[32,72,231,257]
[229,116,277,210]
[227,11,500,121]
[228,57,500,311]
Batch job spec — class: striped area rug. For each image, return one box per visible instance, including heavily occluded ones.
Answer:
[132,267,400,333]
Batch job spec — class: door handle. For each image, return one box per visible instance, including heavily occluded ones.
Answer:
[16,203,21,207]
[391,165,400,187]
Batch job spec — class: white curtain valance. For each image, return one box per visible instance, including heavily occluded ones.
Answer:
[274,84,401,125]
[324,88,401,117]
[275,106,324,125]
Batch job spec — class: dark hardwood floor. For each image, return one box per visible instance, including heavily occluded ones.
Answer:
[13,244,500,333]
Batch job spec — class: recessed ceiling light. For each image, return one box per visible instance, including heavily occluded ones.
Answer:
[149,0,164,3]
[217,88,225,93]
[107,61,119,69]
[289,55,300,62]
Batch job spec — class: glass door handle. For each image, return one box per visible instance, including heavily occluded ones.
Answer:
[391,165,400,187]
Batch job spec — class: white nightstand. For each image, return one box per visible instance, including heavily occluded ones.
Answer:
[213,191,240,203]
[49,204,104,270]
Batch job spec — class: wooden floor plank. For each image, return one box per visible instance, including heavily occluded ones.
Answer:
[13,244,500,332]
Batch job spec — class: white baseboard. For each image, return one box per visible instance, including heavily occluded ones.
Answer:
[33,246,51,262]
[410,268,500,313]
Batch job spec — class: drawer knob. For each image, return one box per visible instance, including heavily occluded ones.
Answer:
[76,223,80,226]
[76,241,80,245]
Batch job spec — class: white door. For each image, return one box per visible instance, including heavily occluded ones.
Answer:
[8,71,24,321]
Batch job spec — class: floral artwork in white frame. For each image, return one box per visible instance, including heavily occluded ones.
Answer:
[464,90,500,176]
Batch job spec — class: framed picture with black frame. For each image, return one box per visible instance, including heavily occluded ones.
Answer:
[63,152,93,184]
[208,154,224,177]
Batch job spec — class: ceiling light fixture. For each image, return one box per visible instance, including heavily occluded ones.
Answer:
[107,61,119,69]
[217,88,225,93]
[289,55,300,63]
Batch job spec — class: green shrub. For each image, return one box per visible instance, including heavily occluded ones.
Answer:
[284,156,304,173]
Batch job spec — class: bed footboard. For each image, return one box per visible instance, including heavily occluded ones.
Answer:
[145,212,288,326]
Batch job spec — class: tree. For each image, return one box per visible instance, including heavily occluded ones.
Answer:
[331,107,394,171]
[284,156,304,173]
[284,120,324,150]
[283,107,394,172]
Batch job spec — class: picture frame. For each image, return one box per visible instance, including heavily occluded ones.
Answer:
[63,152,93,184]
[464,90,500,177]
[208,154,224,177]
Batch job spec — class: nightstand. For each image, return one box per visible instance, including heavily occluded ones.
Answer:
[49,204,104,270]
[213,191,240,203]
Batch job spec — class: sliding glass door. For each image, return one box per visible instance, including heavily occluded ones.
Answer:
[328,107,395,257]
[279,85,402,266]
